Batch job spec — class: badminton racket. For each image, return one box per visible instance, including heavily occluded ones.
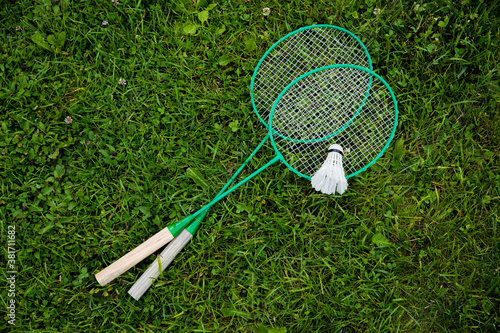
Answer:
[127,64,398,299]
[95,25,372,287]
[126,26,373,298]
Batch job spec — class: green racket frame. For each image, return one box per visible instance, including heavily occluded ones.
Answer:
[250,24,373,129]
[269,64,398,180]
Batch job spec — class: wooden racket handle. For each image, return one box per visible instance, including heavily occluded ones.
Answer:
[95,227,174,286]
[128,229,193,300]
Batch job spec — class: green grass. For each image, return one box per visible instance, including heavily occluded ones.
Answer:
[1,0,499,332]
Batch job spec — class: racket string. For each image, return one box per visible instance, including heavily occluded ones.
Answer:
[253,27,371,124]
[272,67,396,177]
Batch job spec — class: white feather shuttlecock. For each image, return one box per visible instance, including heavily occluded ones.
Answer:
[311,144,348,195]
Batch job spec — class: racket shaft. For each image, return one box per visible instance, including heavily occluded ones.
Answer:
[128,229,193,300]
[122,152,278,283]
[95,226,174,286]
[97,135,271,287]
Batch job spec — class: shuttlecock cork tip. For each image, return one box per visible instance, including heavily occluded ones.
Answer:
[328,144,343,153]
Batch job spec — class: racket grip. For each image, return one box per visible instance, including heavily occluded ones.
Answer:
[128,229,193,300]
[95,227,175,286]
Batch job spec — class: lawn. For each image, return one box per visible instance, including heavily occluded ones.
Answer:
[0,0,499,332]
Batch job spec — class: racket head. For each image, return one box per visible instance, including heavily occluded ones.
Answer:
[250,25,372,129]
[268,64,398,180]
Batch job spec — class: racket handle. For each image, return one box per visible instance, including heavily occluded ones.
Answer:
[95,227,174,286]
[128,229,193,300]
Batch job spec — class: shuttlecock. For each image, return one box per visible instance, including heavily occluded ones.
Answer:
[311,144,348,195]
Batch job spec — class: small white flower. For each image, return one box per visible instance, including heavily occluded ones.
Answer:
[118,78,127,85]
[64,116,73,124]
[16,26,22,31]
[112,0,119,5]
[263,8,271,16]
[102,20,108,26]
[373,8,381,15]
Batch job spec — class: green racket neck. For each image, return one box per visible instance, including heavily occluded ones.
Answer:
[179,154,280,234]
[169,133,279,237]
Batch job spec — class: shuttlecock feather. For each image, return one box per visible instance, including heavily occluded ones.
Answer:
[311,144,348,195]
